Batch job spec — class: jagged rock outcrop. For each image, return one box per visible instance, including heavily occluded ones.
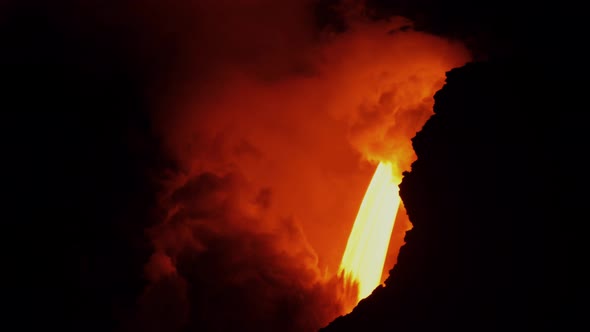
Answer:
[321,59,579,331]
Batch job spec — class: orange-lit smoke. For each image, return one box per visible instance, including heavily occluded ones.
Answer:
[136,1,470,331]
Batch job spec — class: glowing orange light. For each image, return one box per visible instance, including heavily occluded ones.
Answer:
[338,162,401,302]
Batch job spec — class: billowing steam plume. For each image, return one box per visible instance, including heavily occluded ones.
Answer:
[129,0,469,330]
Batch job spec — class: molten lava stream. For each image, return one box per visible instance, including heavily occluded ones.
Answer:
[339,162,401,303]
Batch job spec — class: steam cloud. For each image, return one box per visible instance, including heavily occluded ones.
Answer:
[119,0,470,330]
[131,172,349,331]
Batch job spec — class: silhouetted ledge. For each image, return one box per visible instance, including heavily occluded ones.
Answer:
[321,59,583,331]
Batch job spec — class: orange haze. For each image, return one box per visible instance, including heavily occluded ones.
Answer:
[139,1,470,330]
[157,23,468,273]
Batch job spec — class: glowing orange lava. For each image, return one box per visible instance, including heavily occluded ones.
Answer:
[339,162,401,302]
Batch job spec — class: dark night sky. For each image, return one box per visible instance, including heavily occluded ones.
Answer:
[2,1,585,331]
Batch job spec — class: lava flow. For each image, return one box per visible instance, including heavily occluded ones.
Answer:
[339,162,401,302]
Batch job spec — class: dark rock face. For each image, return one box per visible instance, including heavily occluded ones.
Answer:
[322,59,581,331]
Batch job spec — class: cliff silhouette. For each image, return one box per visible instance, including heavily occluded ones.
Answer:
[322,57,583,330]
